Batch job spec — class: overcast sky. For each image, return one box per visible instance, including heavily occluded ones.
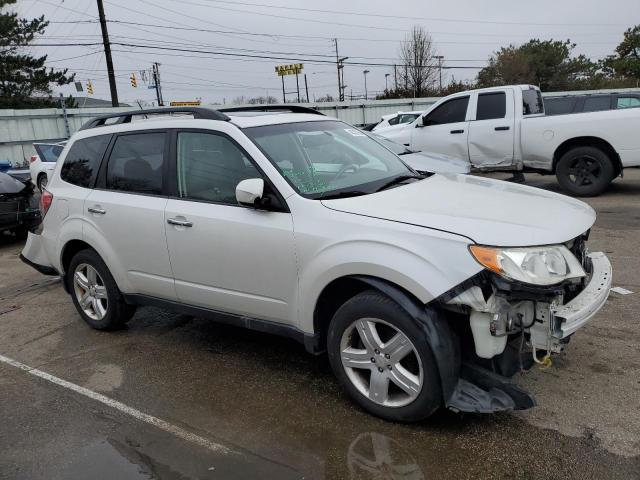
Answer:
[14,0,640,105]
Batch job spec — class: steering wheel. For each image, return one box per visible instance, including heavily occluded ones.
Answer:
[331,162,360,183]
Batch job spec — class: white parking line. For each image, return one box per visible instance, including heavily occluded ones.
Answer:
[0,353,231,455]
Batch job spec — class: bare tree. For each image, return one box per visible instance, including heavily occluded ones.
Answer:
[399,26,439,97]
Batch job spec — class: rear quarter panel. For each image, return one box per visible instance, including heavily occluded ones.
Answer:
[520,108,640,169]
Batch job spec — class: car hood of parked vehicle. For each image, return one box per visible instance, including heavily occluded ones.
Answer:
[401,151,470,175]
[321,173,596,246]
[0,171,28,194]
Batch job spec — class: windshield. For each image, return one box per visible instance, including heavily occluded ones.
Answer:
[245,120,414,198]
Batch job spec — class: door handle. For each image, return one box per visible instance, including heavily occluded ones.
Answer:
[88,206,106,215]
[167,218,193,228]
[450,129,464,134]
[495,126,510,131]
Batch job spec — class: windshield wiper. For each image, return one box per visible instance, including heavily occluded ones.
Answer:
[376,174,422,192]
[319,190,369,200]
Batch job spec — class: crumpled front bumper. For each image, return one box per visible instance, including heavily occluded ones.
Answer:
[551,251,612,339]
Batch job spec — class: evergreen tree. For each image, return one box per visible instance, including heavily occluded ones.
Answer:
[0,0,75,108]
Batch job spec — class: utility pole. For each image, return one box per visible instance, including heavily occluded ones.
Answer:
[385,73,390,92]
[333,38,341,101]
[281,76,286,103]
[96,0,119,106]
[152,62,164,106]
[304,74,309,103]
[295,71,300,103]
[363,70,369,100]
[434,55,444,91]
[394,64,397,90]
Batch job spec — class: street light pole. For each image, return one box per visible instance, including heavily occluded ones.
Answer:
[363,69,370,100]
[434,55,444,91]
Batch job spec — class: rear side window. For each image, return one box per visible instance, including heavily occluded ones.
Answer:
[106,132,166,195]
[425,96,469,125]
[387,115,400,126]
[476,92,506,120]
[34,144,64,163]
[522,89,544,115]
[60,135,111,188]
[617,96,640,109]
[583,96,611,112]
[544,97,577,115]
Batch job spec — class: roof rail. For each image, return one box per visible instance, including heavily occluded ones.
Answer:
[79,107,230,130]
[218,105,324,116]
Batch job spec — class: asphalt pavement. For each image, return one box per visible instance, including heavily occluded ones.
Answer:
[1,171,639,479]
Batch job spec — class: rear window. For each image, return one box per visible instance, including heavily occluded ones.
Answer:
[583,96,611,112]
[522,89,543,115]
[34,144,64,163]
[544,97,577,115]
[616,96,640,109]
[60,135,111,188]
[476,92,506,120]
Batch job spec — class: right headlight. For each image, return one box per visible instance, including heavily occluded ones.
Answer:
[469,244,585,286]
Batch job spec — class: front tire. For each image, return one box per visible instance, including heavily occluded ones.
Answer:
[555,146,615,197]
[68,249,136,330]
[327,290,442,422]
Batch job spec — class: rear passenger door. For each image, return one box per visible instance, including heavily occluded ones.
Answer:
[83,130,176,300]
[164,129,297,325]
[467,90,515,168]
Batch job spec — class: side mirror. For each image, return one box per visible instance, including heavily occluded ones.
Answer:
[420,116,432,127]
[236,178,265,207]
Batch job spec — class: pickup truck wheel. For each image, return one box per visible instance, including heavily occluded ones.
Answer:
[327,290,441,422]
[556,146,615,197]
[37,173,48,192]
[68,249,136,330]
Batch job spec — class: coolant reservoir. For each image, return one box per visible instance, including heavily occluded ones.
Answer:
[470,311,508,359]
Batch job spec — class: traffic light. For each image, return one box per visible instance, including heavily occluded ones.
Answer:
[86,80,94,95]
[130,73,137,88]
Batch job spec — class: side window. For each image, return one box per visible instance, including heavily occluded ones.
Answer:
[522,89,544,115]
[617,96,640,109]
[60,135,111,188]
[583,96,611,112]
[424,97,469,125]
[476,92,506,120]
[176,131,261,204]
[106,132,165,195]
[387,115,400,126]
[544,97,577,115]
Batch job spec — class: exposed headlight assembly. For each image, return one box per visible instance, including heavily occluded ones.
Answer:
[469,244,585,286]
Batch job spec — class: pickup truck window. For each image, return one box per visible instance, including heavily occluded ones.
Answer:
[522,89,543,115]
[476,92,506,120]
[583,96,611,112]
[617,96,640,109]
[424,96,469,125]
[544,97,577,115]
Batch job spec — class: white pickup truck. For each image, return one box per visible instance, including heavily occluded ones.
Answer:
[380,85,640,196]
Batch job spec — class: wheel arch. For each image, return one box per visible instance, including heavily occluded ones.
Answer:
[552,136,623,176]
[313,274,460,404]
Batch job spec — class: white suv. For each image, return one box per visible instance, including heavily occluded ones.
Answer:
[22,106,612,421]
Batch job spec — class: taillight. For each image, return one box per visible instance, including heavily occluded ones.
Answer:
[29,155,38,164]
[40,189,53,217]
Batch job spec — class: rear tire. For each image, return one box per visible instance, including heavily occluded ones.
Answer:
[555,146,615,197]
[37,173,48,192]
[327,290,442,422]
[68,249,136,330]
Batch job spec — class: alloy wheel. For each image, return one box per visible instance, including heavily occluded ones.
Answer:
[567,156,601,186]
[340,318,423,407]
[73,263,108,320]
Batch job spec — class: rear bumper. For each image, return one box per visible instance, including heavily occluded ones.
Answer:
[21,231,58,276]
[551,252,612,338]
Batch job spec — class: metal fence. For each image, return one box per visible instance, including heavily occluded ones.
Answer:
[2,87,640,165]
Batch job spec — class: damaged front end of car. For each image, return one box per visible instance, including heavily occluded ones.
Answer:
[435,232,612,414]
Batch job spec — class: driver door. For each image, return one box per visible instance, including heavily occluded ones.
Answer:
[410,96,470,161]
[164,129,298,325]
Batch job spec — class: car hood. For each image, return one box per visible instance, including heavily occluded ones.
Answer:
[401,151,470,175]
[0,172,27,194]
[321,174,596,246]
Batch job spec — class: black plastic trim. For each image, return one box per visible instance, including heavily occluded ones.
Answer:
[219,105,324,116]
[122,294,321,353]
[79,107,230,130]
[19,254,59,276]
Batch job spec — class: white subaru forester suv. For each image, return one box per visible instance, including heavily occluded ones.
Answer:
[22,106,612,421]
